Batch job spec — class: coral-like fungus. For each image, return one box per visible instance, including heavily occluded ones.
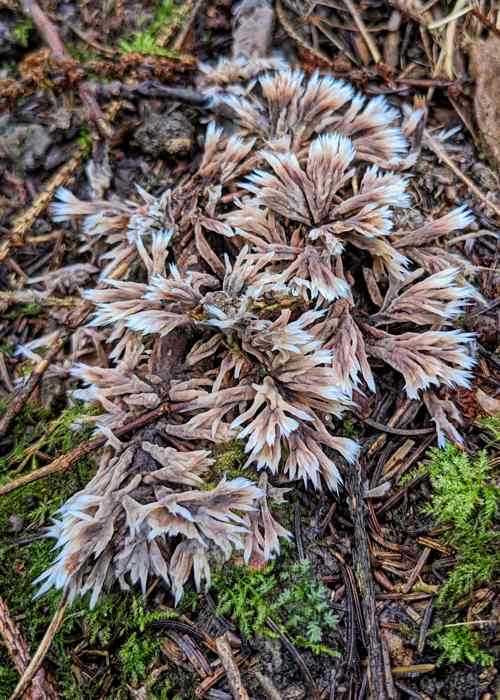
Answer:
[35,60,479,606]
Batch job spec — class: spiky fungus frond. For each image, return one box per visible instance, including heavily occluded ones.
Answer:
[34,442,290,607]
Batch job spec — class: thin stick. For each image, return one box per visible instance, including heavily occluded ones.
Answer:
[0,335,67,439]
[20,0,111,137]
[424,131,500,220]
[355,414,435,437]
[214,633,250,700]
[0,403,170,497]
[9,588,70,700]
[342,0,382,63]
[428,5,473,29]
[403,547,432,594]
[0,595,58,699]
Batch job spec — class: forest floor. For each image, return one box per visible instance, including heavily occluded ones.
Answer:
[0,0,499,698]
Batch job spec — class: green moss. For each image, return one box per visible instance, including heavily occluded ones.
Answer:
[119,633,161,685]
[77,127,93,159]
[213,560,338,657]
[423,444,499,606]
[478,415,500,443]
[340,418,364,440]
[212,441,247,478]
[13,19,33,47]
[118,0,185,57]
[430,625,494,667]
[6,301,43,319]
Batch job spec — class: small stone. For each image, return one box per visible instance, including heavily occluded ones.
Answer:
[134,109,195,158]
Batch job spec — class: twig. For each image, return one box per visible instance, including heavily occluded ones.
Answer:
[215,633,250,700]
[424,130,500,220]
[294,501,305,562]
[0,290,83,309]
[9,588,70,700]
[0,150,83,262]
[417,599,434,653]
[0,335,67,439]
[342,0,382,63]
[173,0,205,51]
[252,671,282,700]
[403,547,432,594]
[428,5,473,29]
[91,80,211,108]
[0,403,170,497]
[355,414,435,437]
[0,595,58,699]
[266,618,319,699]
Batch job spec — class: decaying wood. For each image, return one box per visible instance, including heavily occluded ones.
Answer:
[347,458,388,699]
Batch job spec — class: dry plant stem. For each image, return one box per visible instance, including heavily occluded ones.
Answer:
[172,0,204,51]
[471,8,500,39]
[214,633,250,700]
[342,0,381,63]
[391,664,436,676]
[0,335,67,440]
[424,130,500,220]
[346,460,387,699]
[0,150,83,261]
[0,595,58,700]
[9,588,70,700]
[380,631,398,700]
[0,403,170,497]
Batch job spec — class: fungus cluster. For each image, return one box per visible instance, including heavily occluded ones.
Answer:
[33,62,479,607]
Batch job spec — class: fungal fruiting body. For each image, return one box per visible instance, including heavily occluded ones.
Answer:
[34,64,478,606]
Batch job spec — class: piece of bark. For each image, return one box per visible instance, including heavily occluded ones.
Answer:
[469,37,500,169]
